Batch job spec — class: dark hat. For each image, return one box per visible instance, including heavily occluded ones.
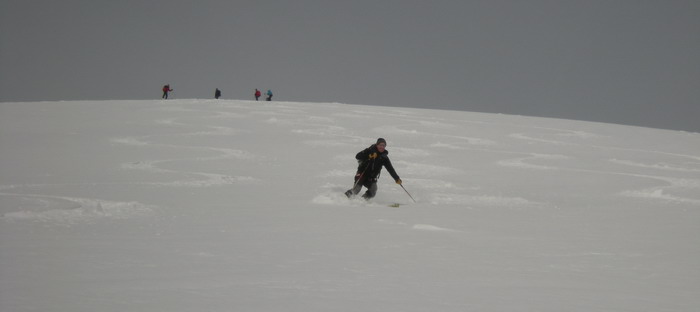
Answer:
[376,138,387,145]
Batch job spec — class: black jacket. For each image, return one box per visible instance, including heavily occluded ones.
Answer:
[355,144,400,182]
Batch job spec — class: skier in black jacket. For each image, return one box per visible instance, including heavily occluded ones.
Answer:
[345,138,402,200]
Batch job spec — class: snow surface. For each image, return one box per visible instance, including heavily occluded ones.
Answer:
[1,99,699,311]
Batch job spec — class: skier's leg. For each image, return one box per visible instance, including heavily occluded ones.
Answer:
[345,176,364,198]
[361,181,377,200]
[345,184,362,198]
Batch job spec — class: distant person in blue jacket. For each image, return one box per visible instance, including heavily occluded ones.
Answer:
[266,89,273,101]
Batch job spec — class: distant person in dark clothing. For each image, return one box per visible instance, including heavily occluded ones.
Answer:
[162,84,173,99]
[215,88,222,99]
[266,89,273,101]
[255,89,261,101]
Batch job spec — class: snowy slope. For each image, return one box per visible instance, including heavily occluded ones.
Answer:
[1,99,699,311]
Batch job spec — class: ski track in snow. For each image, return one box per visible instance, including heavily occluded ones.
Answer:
[113,137,260,188]
[109,105,263,188]
[0,103,261,223]
[609,158,700,173]
[411,224,462,232]
[0,192,156,224]
[497,153,571,170]
[374,219,462,233]
[429,193,541,207]
[503,128,700,205]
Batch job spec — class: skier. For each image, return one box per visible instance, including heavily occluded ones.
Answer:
[345,138,402,200]
[254,89,261,101]
[162,84,173,99]
[266,89,273,101]
[215,88,222,99]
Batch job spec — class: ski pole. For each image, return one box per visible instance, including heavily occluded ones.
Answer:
[400,184,417,203]
[352,164,370,191]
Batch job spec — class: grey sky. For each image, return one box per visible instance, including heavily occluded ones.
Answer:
[1,0,698,132]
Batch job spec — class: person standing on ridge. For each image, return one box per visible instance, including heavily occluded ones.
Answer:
[345,138,402,200]
[266,89,273,101]
[215,88,222,99]
[254,89,261,101]
[162,84,173,99]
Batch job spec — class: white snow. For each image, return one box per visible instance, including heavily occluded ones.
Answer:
[1,99,699,311]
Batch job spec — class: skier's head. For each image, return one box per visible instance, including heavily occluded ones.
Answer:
[376,138,386,152]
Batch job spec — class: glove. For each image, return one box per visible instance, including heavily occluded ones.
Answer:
[395,179,402,185]
[369,152,378,160]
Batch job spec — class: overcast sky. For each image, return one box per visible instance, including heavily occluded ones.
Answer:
[1,0,698,132]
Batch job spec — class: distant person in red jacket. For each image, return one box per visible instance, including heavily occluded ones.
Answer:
[254,89,261,101]
[162,84,173,99]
